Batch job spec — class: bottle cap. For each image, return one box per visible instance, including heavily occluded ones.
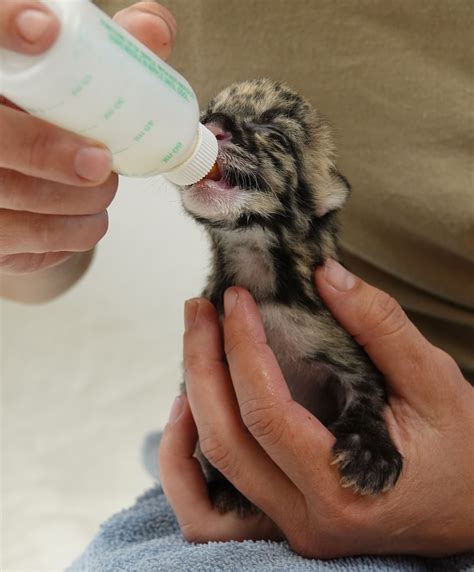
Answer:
[163,123,218,185]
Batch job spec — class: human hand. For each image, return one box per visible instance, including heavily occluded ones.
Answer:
[160,259,474,558]
[0,0,176,275]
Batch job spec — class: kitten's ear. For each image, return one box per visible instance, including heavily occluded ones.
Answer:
[315,171,351,217]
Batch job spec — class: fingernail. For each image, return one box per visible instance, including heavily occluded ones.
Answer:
[16,9,55,44]
[184,299,199,331]
[168,395,184,422]
[224,288,238,316]
[75,147,112,182]
[324,258,357,291]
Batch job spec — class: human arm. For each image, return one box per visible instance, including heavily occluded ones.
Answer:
[159,259,474,558]
[0,0,176,302]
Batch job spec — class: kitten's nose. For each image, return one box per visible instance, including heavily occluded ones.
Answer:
[205,123,232,142]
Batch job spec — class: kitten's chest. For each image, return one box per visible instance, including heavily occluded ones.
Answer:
[257,302,338,424]
[217,229,278,298]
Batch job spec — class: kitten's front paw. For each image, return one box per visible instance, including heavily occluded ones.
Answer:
[208,478,259,518]
[331,427,403,495]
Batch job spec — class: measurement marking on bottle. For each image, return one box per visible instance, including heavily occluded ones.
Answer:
[100,19,194,102]
[104,96,125,120]
[134,119,155,142]
[71,74,93,97]
[162,142,183,164]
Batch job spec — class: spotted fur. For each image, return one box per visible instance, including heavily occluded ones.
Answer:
[178,79,402,511]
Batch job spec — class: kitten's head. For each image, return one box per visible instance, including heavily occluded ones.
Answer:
[180,79,349,229]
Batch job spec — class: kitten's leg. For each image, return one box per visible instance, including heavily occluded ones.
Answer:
[329,369,403,495]
[196,445,259,518]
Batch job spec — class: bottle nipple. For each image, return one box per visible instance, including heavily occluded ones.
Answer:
[204,162,221,181]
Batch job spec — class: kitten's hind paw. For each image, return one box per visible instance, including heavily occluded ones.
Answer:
[208,479,259,518]
[331,428,403,495]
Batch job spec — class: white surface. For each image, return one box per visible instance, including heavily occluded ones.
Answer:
[1,176,210,571]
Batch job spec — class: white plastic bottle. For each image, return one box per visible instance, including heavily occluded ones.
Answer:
[0,0,217,184]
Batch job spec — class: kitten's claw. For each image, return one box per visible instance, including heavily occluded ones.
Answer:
[331,429,403,496]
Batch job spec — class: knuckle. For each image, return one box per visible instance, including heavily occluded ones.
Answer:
[361,291,407,339]
[331,503,365,532]
[0,254,16,270]
[82,175,118,215]
[183,352,214,379]
[27,129,54,174]
[180,523,204,544]
[288,532,322,559]
[0,214,12,254]
[288,524,340,560]
[432,346,460,375]
[225,334,254,360]
[74,212,109,251]
[240,398,285,446]
[32,214,56,250]
[199,432,236,477]
[158,424,174,459]
[99,174,118,209]
[0,169,18,209]
[88,211,109,245]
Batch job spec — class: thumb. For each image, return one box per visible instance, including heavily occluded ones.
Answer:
[0,0,59,54]
[315,259,438,400]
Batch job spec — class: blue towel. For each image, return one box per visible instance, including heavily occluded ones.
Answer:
[69,434,474,571]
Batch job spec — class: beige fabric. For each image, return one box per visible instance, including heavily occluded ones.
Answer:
[98,0,473,377]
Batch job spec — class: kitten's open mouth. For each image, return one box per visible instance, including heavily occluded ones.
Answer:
[198,163,231,190]
[182,157,243,218]
[188,160,233,192]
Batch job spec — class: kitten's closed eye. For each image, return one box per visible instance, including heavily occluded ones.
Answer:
[249,122,292,148]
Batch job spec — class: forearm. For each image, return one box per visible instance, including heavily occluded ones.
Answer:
[0,249,94,304]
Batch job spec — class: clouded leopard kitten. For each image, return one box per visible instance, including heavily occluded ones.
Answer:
[179,79,403,514]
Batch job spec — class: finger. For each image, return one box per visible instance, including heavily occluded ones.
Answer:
[222,288,339,497]
[0,106,112,186]
[315,259,443,400]
[0,251,73,275]
[183,299,303,522]
[159,394,280,543]
[160,395,215,525]
[0,0,59,54]
[0,209,108,254]
[0,169,118,215]
[114,2,176,61]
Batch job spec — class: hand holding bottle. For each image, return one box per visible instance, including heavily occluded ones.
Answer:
[0,0,176,276]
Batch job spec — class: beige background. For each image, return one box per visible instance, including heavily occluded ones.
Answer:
[106,0,474,373]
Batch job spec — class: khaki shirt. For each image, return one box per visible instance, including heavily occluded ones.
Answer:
[97,0,474,379]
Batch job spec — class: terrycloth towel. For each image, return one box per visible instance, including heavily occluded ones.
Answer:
[68,485,474,572]
[69,434,474,572]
